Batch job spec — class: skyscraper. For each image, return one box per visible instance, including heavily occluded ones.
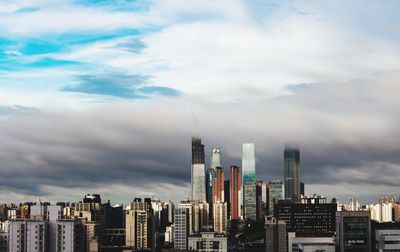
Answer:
[284,146,301,201]
[191,136,206,202]
[230,166,241,220]
[212,167,225,204]
[174,208,189,250]
[206,168,216,222]
[210,148,221,169]
[256,180,263,221]
[266,180,283,215]
[242,143,257,220]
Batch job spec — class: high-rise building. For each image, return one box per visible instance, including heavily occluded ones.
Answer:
[212,167,225,204]
[178,199,208,235]
[288,232,335,252]
[206,168,216,222]
[265,216,287,252]
[274,196,337,237]
[213,202,227,234]
[336,211,371,252]
[284,146,301,201]
[0,220,9,251]
[9,219,49,252]
[210,148,221,169]
[266,180,283,215]
[56,219,86,252]
[125,200,153,250]
[242,143,256,221]
[191,137,206,202]
[224,180,230,220]
[230,166,241,220]
[174,208,189,250]
[256,181,263,221]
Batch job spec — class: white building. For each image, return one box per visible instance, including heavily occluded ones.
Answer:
[188,232,227,252]
[376,230,400,252]
[213,202,227,234]
[288,232,335,252]
[164,225,174,243]
[9,219,49,252]
[0,221,10,251]
[174,208,189,250]
[56,219,85,252]
[369,203,393,223]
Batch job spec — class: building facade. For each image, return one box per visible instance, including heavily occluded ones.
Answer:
[265,216,286,252]
[266,180,283,215]
[336,211,371,252]
[192,137,206,202]
[242,143,256,220]
[230,166,241,220]
[284,146,301,201]
[174,208,189,250]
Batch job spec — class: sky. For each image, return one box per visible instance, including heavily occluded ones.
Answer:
[0,0,400,205]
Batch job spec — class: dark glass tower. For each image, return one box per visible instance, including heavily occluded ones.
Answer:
[192,137,205,164]
[284,146,300,201]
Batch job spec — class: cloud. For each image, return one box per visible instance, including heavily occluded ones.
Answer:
[61,73,180,99]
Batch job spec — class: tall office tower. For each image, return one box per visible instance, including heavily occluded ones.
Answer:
[300,182,305,196]
[274,196,337,237]
[100,203,124,249]
[265,216,287,252]
[256,181,263,221]
[284,146,301,201]
[191,137,206,202]
[213,202,227,234]
[174,208,190,250]
[266,180,283,215]
[178,199,208,235]
[210,148,221,169]
[206,168,216,222]
[230,166,241,220]
[9,219,49,252]
[212,167,225,204]
[242,143,257,220]
[336,211,371,252]
[160,201,174,232]
[224,180,230,219]
[125,200,153,250]
[56,219,86,252]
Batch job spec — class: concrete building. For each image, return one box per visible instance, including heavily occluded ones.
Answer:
[213,202,227,234]
[336,211,371,252]
[9,219,49,252]
[164,225,174,244]
[56,219,85,252]
[0,220,10,251]
[125,200,153,250]
[178,199,208,235]
[375,229,400,252]
[188,232,227,252]
[265,216,286,252]
[369,203,393,223]
[288,232,335,252]
[174,208,189,250]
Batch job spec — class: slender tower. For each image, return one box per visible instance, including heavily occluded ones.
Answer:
[230,166,241,220]
[191,136,206,202]
[242,143,257,220]
[284,145,300,201]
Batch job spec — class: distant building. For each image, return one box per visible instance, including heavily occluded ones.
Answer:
[284,146,301,201]
[256,180,263,221]
[224,180,230,220]
[206,168,216,222]
[192,137,206,202]
[230,166,241,220]
[212,167,225,204]
[242,143,256,220]
[369,203,393,223]
[174,208,189,250]
[265,216,286,252]
[164,224,174,244]
[213,202,227,234]
[336,211,371,252]
[0,220,9,251]
[188,232,227,252]
[266,180,283,215]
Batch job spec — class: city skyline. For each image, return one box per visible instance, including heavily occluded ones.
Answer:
[0,0,400,205]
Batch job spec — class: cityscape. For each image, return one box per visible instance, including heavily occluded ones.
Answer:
[1,0,400,252]
[0,136,399,251]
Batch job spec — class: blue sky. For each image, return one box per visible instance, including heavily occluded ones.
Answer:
[0,0,400,204]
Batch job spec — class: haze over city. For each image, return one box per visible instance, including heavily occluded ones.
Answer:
[0,0,400,206]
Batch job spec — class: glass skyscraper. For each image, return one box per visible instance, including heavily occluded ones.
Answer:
[210,148,221,169]
[284,146,300,201]
[191,137,206,202]
[266,180,283,215]
[242,143,256,220]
